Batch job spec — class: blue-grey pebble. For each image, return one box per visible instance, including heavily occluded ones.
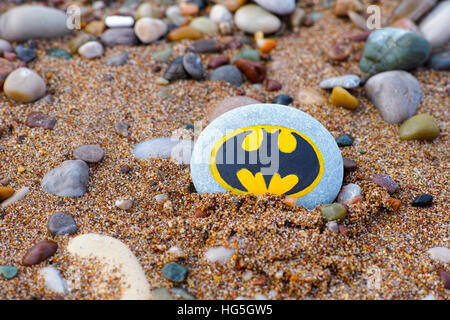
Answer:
[41,160,90,197]
[47,211,78,236]
[162,262,187,283]
[427,51,450,70]
[15,45,37,62]
[319,74,360,89]
[209,65,243,87]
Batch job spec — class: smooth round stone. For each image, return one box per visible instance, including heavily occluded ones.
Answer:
[319,74,360,89]
[343,157,357,172]
[0,265,18,279]
[412,193,433,207]
[26,111,57,130]
[205,246,235,263]
[0,39,13,55]
[133,138,194,165]
[4,68,46,103]
[41,160,90,197]
[335,134,354,147]
[167,26,204,41]
[47,48,72,60]
[234,5,281,34]
[190,17,218,35]
[166,6,188,26]
[272,94,293,106]
[233,49,261,62]
[47,212,78,236]
[161,262,188,283]
[329,87,359,110]
[190,104,343,209]
[22,240,58,266]
[0,186,15,202]
[74,144,105,163]
[320,203,347,222]
[105,15,135,28]
[39,266,68,295]
[399,114,440,140]
[182,52,204,80]
[101,28,138,47]
[78,41,104,59]
[106,51,128,66]
[371,174,398,194]
[365,71,422,124]
[0,5,70,42]
[337,183,362,205]
[192,39,222,53]
[209,65,243,87]
[359,28,431,74]
[134,18,167,44]
[163,56,189,81]
[427,51,450,70]
[136,2,157,20]
[210,4,233,24]
[15,45,36,62]
[69,33,96,53]
[254,0,295,15]
[419,1,450,49]
[207,96,260,123]
[153,47,173,63]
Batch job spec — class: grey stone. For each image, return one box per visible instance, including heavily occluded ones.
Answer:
[106,52,128,66]
[0,5,70,42]
[100,28,138,47]
[254,0,295,15]
[163,56,189,81]
[14,45,36,62]
[133,138,194,165]
[41,160,90,197]
[190,104,343,209]
[73,144,105,163]
[419,1,450,49]
[47,212,78,236]
[209,65,243,87]
[182,52,204,80]
[319,74,360,89]
[365,70,422,124]
[427,51,450,70]
[0,39,13,55]
[359,28,431,75]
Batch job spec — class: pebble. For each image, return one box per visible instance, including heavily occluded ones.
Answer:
[22,240,58,266]
[46,48,72,60]
[343,157,357,172]
[371,174,399,194]
[390,18,421,35]
[106,52,128,66]
[399,114,440,141]
[167,246,186,259]
[41,160,90,197]
[427,247,450,264]
[168,26,204,41]
[419,1,450,49]
[115,198,133,210]
[135,2,156,20]
[272,94,293,106]
[191,104,343,209]
[359,28,431,75]
[326,221,339,234]
[182,52,204,80]
[440,271,450,290]
[2,51,16,62]
[4,68,46,103]
[67,233,151,300]
[85,20,106,37]
[320,203,347,222]
[26,112,57,130]
[266,79,282,91]
[1,187,29,209]
[335,134,354,147]
[101,28,138,47]
[133,138,194,165]
[233,49,261,62]
[39,266,68,295]
[205,246,235,263]
[170,287,195,300]
[120,164,131,174]
[411,193,433,207]
[334,0,363,16]
[208,56,229,69]
[319,74,360,89]
[234,5,281,34]
[0,265,18,279]
[210,4,233,24]
[0,39,13,55]
[190,17,218,35]
[163,56,189,81]
[234,59,266,83]
[14,45,36,63]
[426,51,450,70]
[364,71,422,124]
[207,96,260,122]
[192,39,222,53]
[348,10,368,30]
[73,144,105,163]
[297,88,327,105]
[47,212,78,236]
[0,58,13,86]
[105,15,135,28]
[166,6,188,26]
[115,121,131,137]
[327,40,351,61]
[153,47,173,63]
[180,2,199,16]
[254,0,295,15]
[151,288,174,300]
[78,41,104,59]
[337,183,362,205]
[329,87,359,110]
[0,186,15,202]
[134,18,167,44]
[209,65,243,87]
[162,262,188,283]
[390,0,436,23]
[291,8,306,28]
[0,5,70,42]
[69,33,96,54]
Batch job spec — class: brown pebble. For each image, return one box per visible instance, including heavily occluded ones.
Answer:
[390,18,421,35]
[120,164,131,174]
[22,240,58,266]
[439,270,450,290]
[334,0,363,16]
[152,65,162,73]
[234,59,266,83]
[386,198,401,212]
[338,225,350,235]
[253,275,267,286]
[0,58,14,88]
[283,197,297,208]
[26,112,57,130]
[208,56,229,69]
[168,26,203,41]
[371,174,399,194]
[266,79,282,91]
[343,157,357,172]
[3,51,16,61]
[194,207,209,218]
[328,40,351,61]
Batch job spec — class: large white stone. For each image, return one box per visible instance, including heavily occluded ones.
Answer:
[3,68,46,103]
[419,1,450,49]
[39,266,69,295]
[234,5,281,34]
[134,18,167,44]
[254,0,296,15]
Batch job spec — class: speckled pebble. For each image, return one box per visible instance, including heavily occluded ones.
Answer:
[47,211,78,236]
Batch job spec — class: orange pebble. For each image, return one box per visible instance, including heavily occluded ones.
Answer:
[259,39,277,53]
[283,196,297,208]
[180,2,199,16]
[386,198,401,211]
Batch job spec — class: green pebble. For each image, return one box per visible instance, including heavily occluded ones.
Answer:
[0,265,18,279]
[162,262,187,283]
[233,49,261,62]
[46,48,72,60]
[185,123,195,130]
[399,114,440,141]
[358,149,366,154]
[320,203,347,222]
[153,47,173,63]
[190,17,218,35]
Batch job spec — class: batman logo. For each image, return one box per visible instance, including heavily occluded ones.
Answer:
[210,125,324,198]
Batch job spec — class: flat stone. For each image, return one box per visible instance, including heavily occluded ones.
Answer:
[234,5,281,34]
[427,51,450,70]
[0,265,18,279]
[319,74,360,89]
[26,112,56,130]
[207,96,260,123]
[419,1,450,49]
[163,56,189,81]
[208,55,229,69]
[234,58,266,83]
[4,68,46,103]
[359,28,431,75]
[272,94,293,106]
[335,134,354,147]
[182,52,204,80]
[190,17,218,35]
[190,104,343,209]
[22,240,58,266]
[106,52,128,66]
[162,262,188,283]
[105,15,135,28]
[254,0,295,15]
[15,45,36,63]
[78,41,104,59]
[399,114,440,140]
[320,203,347,222]
[41,160,90,197]
[39,266,68,295]
[364,71,422,124]
[167,26,204,41]
[73,144,105,163]
[0,5,70,42]
[133,138,194,165]
[101,28,138,47]
[134,18,167,44]
[46,48,72,60]
[411,193,433,207]
[209,65,243,87]
[47,211,78,236]
[191,39,222,53]
[371,174,398,194]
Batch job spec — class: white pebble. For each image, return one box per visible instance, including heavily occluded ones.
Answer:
[115,198,133,210]
[154,193,168,203]
[427,247,450,263]
[337,183,362,205]
[166,6,187,26]
[105,15,135,28]
[326,221,339,233]
[78,41,104,59]
[39,266,68,295]
[1,187,30,208]
[210,5,233,24]
[134,18,167,44]
[242,270,253,281]
[167,246,186,259]
[204,246,235,263]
